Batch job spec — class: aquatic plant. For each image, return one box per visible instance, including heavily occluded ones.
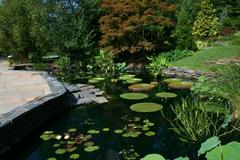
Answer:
[69,153,80,159]
[141,154,165,160]
[119,74,136,80]
[119,146,140,160]
[168,81,193,90]
[207,64,240,118]
[87,130,100,134]
[163,78,182,84]
[126,78,143,84]
[130,102,163,113]
[120,93,149,100]
[155,92,177,98]
[166,99,230,143]
[84,146,100,152]
[128,83,155,92]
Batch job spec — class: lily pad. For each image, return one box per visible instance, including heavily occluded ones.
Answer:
[88,79,100,84]
[53,143,60,148]
[150,81,159,86]
[87,130,100,134]
[163,78,182,84]
[122,131,141,138]
[47,157,57,160]
[43,131,54,134]
[55,148,67,155]
[70,154,80,159]
[119,74,136,80]
[114,129,123,134]
[120,93,149,100]
[129,84,155,92]
[168,81,193,90]
[84,146,100,152]
[67,146,77,153]
[102,128,110,132]
[145,131,156,136]
[200,103,227,114]
[92,77,105,81]
[68,128,77,132]
[40,134,52,141]
[156,92,177,98]
[126,78,143,84]
[141,154,166,160]
[83,141,94,147]
[198,136,221,156]
[206,141,240,160]
[130,102,163,113]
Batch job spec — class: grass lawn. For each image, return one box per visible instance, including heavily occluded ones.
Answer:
[171,45,240,72]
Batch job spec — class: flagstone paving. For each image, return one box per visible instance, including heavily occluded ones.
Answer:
[0,60,51,115]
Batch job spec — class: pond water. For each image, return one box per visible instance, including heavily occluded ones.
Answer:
[3,76,199,160]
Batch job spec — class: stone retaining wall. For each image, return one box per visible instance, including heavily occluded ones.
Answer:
[0,72,67,152]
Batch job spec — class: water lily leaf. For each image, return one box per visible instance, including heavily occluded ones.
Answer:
[119,74,136,80]
[120,93,149,100]
[200,103,227,114]
[156,92,177,98]
[206,141,240,160]
[129,83,155,92]
[53,144,60,148]
[126,78,142,84]
[150,81,159,86]
[70,154,80,159]
[140,154,166,160]
[68,128,77,132]
[55,148,67,155]
[198,136,221,156]
[168,81,193,90]
[114,129,123,134]
[40,134,52,141]
[130,102,163,113]
[145,131,156,136]
[67,146,77,153]
[92,77,105,81]
[47,157,57,160]
[174,157,190,160]
[87,130,100,134]
[102,128,110,132]
[84,146,100,152]
[163,78,182,84]
[43,131,54,134]
[88,79,100,84]
[83,141,94,147]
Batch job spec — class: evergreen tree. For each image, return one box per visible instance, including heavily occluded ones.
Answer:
[174,0,200,50]
[192,0,220,40]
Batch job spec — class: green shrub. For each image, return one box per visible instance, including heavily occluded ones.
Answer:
[146,56,170,79]
[160,49,193,62]
[32,63,48,71]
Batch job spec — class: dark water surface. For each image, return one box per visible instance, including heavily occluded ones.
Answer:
[2,78,198,160]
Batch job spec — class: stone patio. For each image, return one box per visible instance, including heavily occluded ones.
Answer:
[0,61,52,115]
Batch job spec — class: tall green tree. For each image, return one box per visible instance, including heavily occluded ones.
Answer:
[192,0,220,40]
[174,0,200,50]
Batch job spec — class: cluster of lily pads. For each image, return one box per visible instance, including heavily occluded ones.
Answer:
[113,116,156,138]
[163,78,193,90]
[88,77,105,84]
[119,145,140,160]
[40,128,101,160]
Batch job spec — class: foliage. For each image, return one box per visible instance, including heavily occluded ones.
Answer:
[166,99,229,143]
[160,49,192,62]
[146,55,170,79]
[174,0,198,50]
[54,56,71,82]
[99,0,176,57]
[192,0,220,40]
[207,64,240,116]
[0,0,49,63]
[32,63,48,71]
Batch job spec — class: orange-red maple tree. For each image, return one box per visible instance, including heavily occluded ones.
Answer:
[99,0,176,57]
